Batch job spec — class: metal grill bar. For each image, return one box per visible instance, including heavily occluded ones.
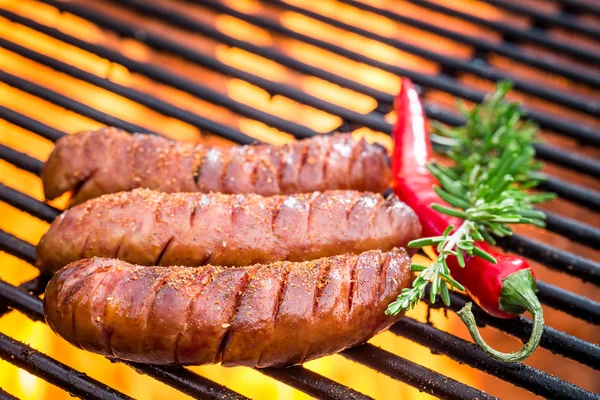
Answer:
[533,143,600,180]
[405,0,600,64]
[543,209,600,248]
[0,37,254,145]
[0,105,64,142]
[538,175,600,212]
[0,144,43,176]
[558,0,600,16]
[0,332,133,400]
[0,70,155,136]
[194,0,600,145]
[0,387,17,400]
[390,319,598,400]
[482,0,600,39]
[339,0,600,88]
[266,0,600,117]
[340,344,497,400]
[536,281,600,324]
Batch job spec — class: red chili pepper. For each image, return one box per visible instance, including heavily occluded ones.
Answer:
[392,78,544,362]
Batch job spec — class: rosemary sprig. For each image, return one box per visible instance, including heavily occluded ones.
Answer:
[386,82,555,314]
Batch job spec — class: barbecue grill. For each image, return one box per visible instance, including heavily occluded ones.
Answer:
[0,0,598,398]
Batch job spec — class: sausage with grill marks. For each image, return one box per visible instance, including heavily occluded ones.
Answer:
[43,249,412,367]
[42,127,391,205]
[36,189,421,273]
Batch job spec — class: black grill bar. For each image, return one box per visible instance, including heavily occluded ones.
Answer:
[497,234,600,285]
[0,230,36,265]
[390,319,599,400]
[0,105,64,143]
[0,332,133,400]
[0,144,43,176]
[557,0,600,16]
[543,209,600,248]
[39,1,394,136]
[406,0,600,64]
[340,344,497,400]
[0,37,254,145]
[0,387,17,400]
[0,184,60,222]
[0,70,156,136]
[533,143,600,180]
[536,281,600,324]
[194,0,600,145]
[268,0,600,117]
[260,367,372,400]
[340,0,600,88]
[539,175,600,212]
[7,5,318,140]
[482,0,600,39]
[426,291,600,369]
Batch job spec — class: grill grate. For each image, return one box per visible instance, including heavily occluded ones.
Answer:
[0,0,598,399]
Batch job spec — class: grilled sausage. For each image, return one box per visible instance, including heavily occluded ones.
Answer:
[42,127,391,205]
[44,248,411,366]
[36,189,421,273]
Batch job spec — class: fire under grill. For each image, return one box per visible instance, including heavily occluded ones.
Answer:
[0,0,598,399]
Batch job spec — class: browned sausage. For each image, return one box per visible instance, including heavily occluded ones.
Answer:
[42,127,391,205]
[36,189,421,273]
[43,248,411,367]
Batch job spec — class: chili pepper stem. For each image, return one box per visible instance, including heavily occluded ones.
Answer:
[457,269,544,363]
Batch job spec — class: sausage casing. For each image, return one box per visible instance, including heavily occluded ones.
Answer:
[43,249,412,367]
[42,128,390,205]
[36,189,421,273]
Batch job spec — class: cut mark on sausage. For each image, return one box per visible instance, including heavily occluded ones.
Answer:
[189,201,198,229]
[139,271,169,358]
[275,145,288,191]
[347,254,360,314]
[78,232,92,262]
[173,267,215,364]
[377,252,391,303]
[270,196,284,237]
[320,136,333,190]
[192,148,204,184]
[214,270,250,363]
[69,167,99,202]
[312,258,332,314]
[219,149,231,192]
[113,235,124,259]
[273,264,292,323]
[347,136,361,189]
[155,236,175,266]
[371,195,386,234]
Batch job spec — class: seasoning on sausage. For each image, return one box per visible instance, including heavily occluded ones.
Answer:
[42,127,391,205]
[36,189,421,273]
[43,248,412,367]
